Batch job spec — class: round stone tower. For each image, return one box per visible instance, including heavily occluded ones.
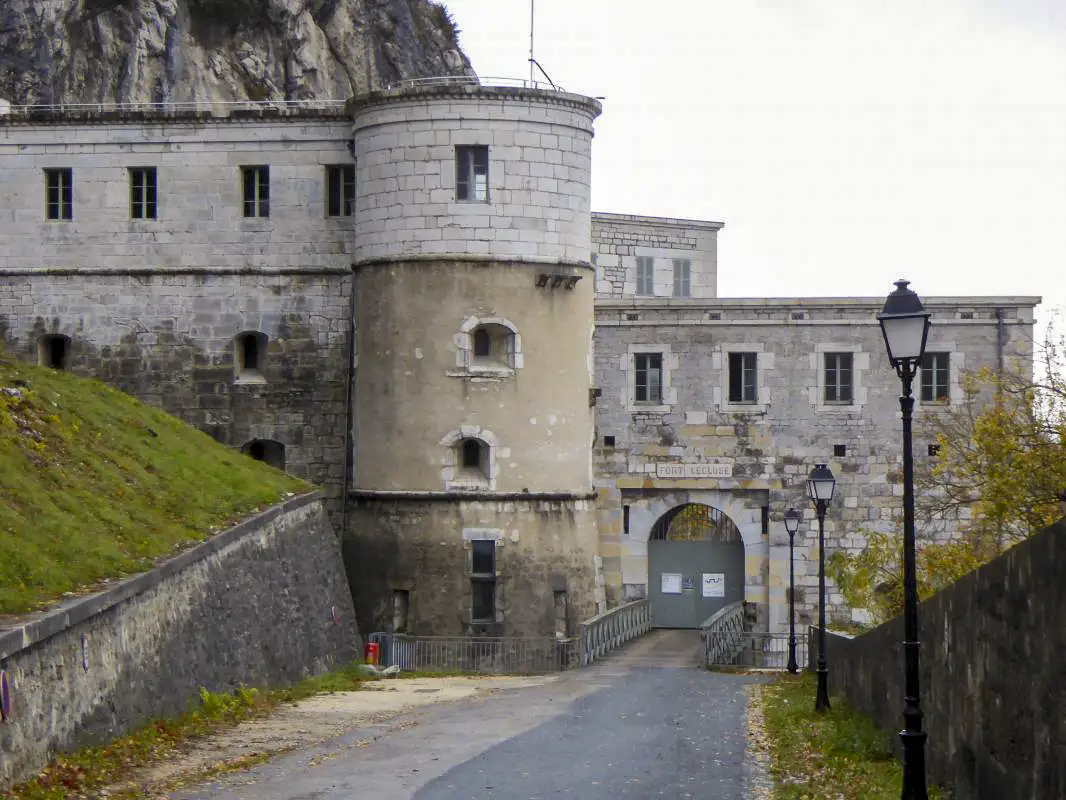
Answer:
[346,81,602,639]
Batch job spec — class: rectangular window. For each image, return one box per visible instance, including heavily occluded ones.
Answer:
[242,165,270,218]
[455,145,489,202]
[728,352,758,403]
[471,539,496,622]
[634,352,663,404]
[326,164,355,217]
[823,352,854,403]
[672,258,691,297]
[129,167,157,220]
[636,256,654,296]
[921,352,951,402]
[45,168,73,220]
[392,590,410,633]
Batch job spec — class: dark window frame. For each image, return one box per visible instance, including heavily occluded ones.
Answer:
[823,352,854,404]
[129,167,158,220]
[634,352,663,404]
[455,145,489,203]
[45,168,73,220]
[471,539,496,622]
[728,352,758,404]
[921,352,951,403]
[242,165,270,218]
[326,164,355,217]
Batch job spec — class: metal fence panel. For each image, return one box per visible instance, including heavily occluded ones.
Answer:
[706,632,809,670]
[367,633,576,674]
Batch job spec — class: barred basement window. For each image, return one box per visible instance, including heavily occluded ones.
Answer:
[456,145,489,202]
[129,167,157,219]
[242,165,270,218]
[37,334,71,370]
[326,164,355,217]
[45,168,73,220]
[471,540,496,622]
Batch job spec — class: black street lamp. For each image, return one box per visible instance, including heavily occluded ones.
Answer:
[878,278,931,800]
[806,463,835,712]
[783,507,802,674]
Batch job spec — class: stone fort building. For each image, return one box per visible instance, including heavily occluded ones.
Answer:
[0,82,1038,639]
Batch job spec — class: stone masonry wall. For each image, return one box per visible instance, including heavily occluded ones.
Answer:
[0,271,353,522]
[0,493,359,790]
[592,213,722,299]
[822,518,1066,800]
[0,114,354,271]
[592,296,1037,630]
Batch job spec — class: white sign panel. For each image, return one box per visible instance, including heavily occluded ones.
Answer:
[702,573,726,598]
[655,462,733,479]
[660,573,683,595]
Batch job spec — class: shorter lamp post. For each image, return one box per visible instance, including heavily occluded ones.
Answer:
[783,508,802,674]
[807,463,835,712]
[878,278,931,800]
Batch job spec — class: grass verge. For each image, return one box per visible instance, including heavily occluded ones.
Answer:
[0,350,310,614]
[758,673,947,799]
[1,662,373,800]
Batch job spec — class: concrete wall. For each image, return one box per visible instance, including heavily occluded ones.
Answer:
[0,493,358,790]
[351,85,601,264]
[592,297,1038,630]
[347,496,599,637]
[822,518,1066,800]
[592,213,722,299]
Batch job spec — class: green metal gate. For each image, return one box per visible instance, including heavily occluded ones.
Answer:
[647,504,745,629]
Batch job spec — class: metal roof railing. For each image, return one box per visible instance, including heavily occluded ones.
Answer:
[384,75,566,92]
[0,99,349,116]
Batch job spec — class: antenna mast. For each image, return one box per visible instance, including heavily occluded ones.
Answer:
[527,0,558,89]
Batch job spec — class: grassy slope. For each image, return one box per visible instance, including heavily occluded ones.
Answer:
[0,350,310,615]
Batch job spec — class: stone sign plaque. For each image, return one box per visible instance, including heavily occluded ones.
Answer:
[655,462,733,479]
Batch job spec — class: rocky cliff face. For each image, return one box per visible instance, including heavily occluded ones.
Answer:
[0,0,473,106]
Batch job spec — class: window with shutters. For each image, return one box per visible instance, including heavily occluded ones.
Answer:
[635,256,654,296]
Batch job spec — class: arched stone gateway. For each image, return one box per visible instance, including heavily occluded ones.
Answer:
[647,503,746,628]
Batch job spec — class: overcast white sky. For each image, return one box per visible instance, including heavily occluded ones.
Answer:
[444,0,1065,324]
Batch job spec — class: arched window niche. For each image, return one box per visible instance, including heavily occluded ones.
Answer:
[440,426,499,491]
[234,331,268,384]
[241,439,286,470]
[451,317,522,379]
[37,334,71,370]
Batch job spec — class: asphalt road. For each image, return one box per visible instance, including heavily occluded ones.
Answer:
[173,631,768,800]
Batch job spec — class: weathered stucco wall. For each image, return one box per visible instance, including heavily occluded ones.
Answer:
[347,497,599,637]
[0,493,358,791]
[822,518,1066,800]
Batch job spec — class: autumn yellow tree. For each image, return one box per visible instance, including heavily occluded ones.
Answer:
[829,323,1066,624]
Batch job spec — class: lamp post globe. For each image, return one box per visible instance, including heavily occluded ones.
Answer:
[878,279,931,800]
[783,507,802,674]
[806,463,835,712]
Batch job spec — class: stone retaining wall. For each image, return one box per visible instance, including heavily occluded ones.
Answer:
[822,518,1066,800]
[0,492,359,790]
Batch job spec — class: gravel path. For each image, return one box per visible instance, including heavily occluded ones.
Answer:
[172,631,770,800]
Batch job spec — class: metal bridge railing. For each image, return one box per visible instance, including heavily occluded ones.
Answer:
[700,601,746,667]
[367,632,576,674]
[710,632,808,670]
[577,599,652,666]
